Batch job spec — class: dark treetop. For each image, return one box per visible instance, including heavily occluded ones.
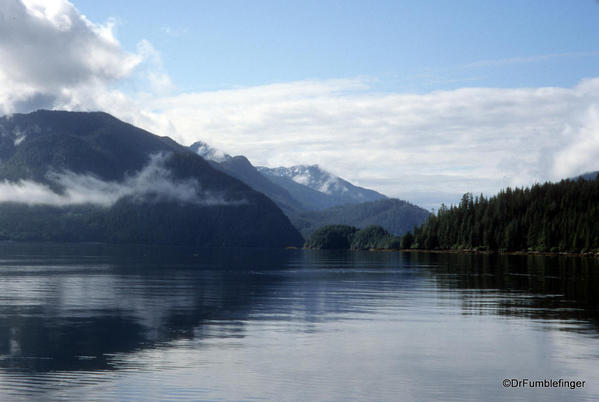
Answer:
[407,177,599,253]
[304,224,400,250]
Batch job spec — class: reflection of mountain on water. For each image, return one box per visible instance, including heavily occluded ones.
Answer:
[1,244,598,374]
[0,243,290,372]
[284,250,425,322]
[407,252,599,329]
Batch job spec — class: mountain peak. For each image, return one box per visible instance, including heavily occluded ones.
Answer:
[258,165,335,192]
[257,164,387,204]
[189,141,231,163]
[186,140,387,211]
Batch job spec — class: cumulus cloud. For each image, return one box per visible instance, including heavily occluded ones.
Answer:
[0,0,175,140]
[0,0,146,114]
[0,153,242,207]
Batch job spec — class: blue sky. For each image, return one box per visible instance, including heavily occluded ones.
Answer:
[74,0,599,92]
[1,0,599,209]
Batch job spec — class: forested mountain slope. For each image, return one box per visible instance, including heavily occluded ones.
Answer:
[0,110,303,247]
[408,178,599,252]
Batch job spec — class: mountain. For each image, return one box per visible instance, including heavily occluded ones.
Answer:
[0,110,303,247]
[257,165,387,210]
[577,171,599,181]
[190,142,364,212]
[250,171,342,211]
[291,198,430,238]
[190,141,304,214]
[191,142,386,211]
[190,140,232,163]
[189,141,428,237]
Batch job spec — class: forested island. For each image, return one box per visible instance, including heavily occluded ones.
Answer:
[304,225,401,250]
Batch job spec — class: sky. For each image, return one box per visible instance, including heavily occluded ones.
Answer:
[1,0,599,209]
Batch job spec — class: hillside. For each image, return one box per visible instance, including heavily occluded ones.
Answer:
[189,141,429,238]
[191,141,393,214]
[0,110,303,247]
[191,141,304,214]
[408,177,599,252]
[255,172,342,211]
[191,141,388,213]
[291,198,430,238]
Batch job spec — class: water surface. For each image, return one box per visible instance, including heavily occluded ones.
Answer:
[0,243,598,401]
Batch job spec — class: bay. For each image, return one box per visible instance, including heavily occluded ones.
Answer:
[0,243,598,401]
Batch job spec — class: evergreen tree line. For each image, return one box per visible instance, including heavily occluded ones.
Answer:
[403,177,599,253]
[304,225,401,250]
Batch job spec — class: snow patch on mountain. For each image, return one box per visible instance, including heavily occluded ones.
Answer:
[257,164,385,201]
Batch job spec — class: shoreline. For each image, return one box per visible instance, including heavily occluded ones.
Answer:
[303,246,599,258]
[397,248,599,258]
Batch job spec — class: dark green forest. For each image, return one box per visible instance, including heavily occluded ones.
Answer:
[304,224,400,250]
[407,177,599,253]
[0,111,304,247]
[0,197,305,247]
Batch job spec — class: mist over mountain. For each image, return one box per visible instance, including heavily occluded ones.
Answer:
[0,110,303,247]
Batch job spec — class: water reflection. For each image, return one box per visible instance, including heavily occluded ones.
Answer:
[405,252,599,329]
[0,243,290,372]
[0,243,597,389]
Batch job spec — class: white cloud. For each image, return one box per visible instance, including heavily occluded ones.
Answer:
[552,104,599,179]
[0,0,145,114]
[139,78,599,208]
[0,153,241,207]
[2,0,599,210]
[135,39,174,94]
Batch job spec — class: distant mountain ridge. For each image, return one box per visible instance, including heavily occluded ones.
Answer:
[190,140,387,211]
[577,171,599,181]
[257,164,387,209]
[190,141,304,214]
[189,140,429,237]
[292,198,430,238]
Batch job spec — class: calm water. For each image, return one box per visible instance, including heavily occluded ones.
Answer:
[0,243,598,401]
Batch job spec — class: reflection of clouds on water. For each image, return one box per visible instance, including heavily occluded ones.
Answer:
[0,245,599,401]
[0,244,289,372]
